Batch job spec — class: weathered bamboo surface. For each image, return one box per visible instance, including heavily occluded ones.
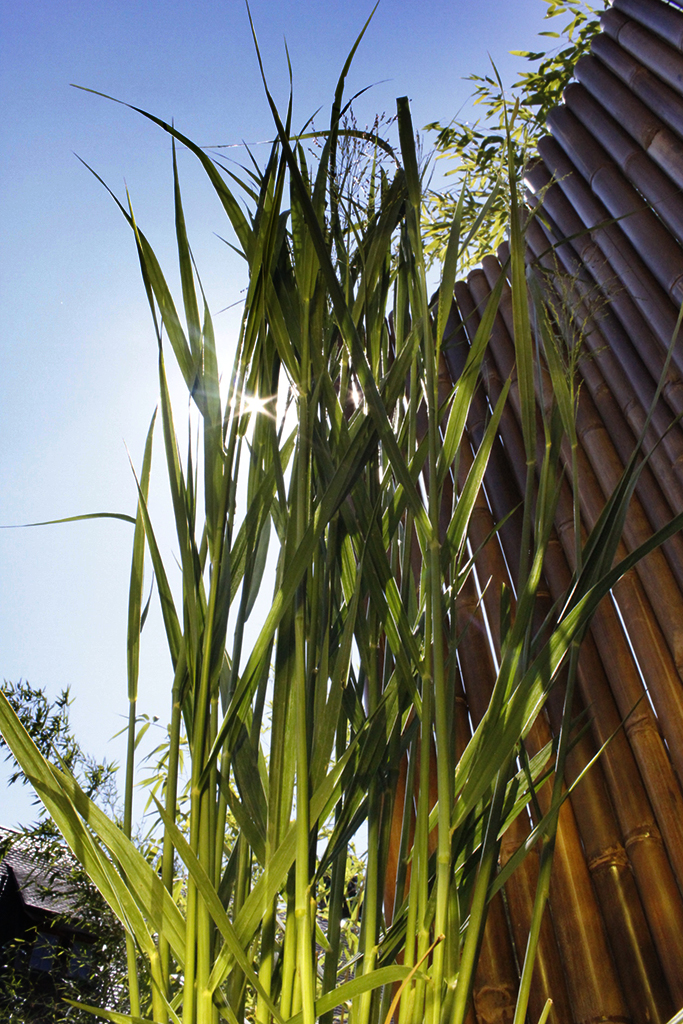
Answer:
[443,1,683,1019]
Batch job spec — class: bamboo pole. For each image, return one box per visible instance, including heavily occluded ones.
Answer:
[555,484,683,881]
[452,437,574,1024]
[457,265,683,873]
[592,29,683,140]
[447,619,520,1024]
[542,534,683,1005]
[523,212,683,521]
[524,228,683,642]
[614,0,683,50]
[465,395,683,1015]
[452,281,528,582]
[457,433,679,1016]
[453,524,573,1024]
[601,6,683,96]
[536,133,681,357]
[431,328,521,1024]
[525,690,665,1024]
[477,255,683,676]
[562,81,683,243]
[455,5,683,1010]
[465,507,630,1024]
[454,285,640,1023]
[574,53,683,192]
[456,305,675,1019]
[524,158,683,407]
[543,681,674,1022]
[466,367,683,1000]
[545,105,683,303]
[385,313,521,1024]
[509,229,683,995]
[470,259,683,791]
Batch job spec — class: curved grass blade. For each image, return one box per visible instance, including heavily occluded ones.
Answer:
[0,511,136,528]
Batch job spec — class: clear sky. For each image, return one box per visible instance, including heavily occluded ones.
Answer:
[0,0,552,826]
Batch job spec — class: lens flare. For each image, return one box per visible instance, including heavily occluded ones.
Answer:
[233,392,275,417]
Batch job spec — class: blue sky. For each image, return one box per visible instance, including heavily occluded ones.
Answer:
[0,0,551,826]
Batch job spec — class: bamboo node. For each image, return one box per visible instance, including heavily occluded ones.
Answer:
[623,710,661,741]
[624,825,663,850]
[586,844,629,873]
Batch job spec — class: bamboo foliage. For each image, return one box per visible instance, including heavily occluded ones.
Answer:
[4,10,683,1024]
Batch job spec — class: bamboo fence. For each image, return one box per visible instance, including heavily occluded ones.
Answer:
[425,0,683,1019]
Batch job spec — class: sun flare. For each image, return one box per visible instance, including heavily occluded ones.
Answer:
[234,392,275,418]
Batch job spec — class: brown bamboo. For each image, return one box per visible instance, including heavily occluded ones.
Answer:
[545,105,683,303]
[456,430,680,1022]
[463,363,683,1000]
[461,292,683,902]
[446,612,521,1024]
[525,694,666,1024]
[553,481,683,893]
[442,6,683,1006]
[498,820,571,1024]
[542,535,683,1004]
[528,284,683,602]
[457,286,677,1018]
[469,260,683,793]
[453,519,575,1024]
[460,434,676,1017]
[452,280,527,582]
[456,277,673,1021]
[614,0,683,51]
[524,211,683,518]
[592,27,683,139]
[466,526,629,1021]
[574,53,683,191]
[523,218,683,611]
[396,321,522,1024]
[486,247,683,602]
[476,254,683,677]
[601,7,683,97]
[470,896,519,1024]
[543,684,674,1022]
[562,81,683,242]
[471,251,683,811]
[536,133,681,356]
[464,696,571,1024]
[458,277,683,873]
[578,357,683,580]
[524,158,683,404]
[472,423,683,1011]
[572,379,683,593]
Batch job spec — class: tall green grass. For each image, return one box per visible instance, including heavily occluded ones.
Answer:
[2,15,683,1024]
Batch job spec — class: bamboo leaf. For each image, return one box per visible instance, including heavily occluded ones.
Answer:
[247,37,431,542]
[129,463,183,668]
[127,410,156,705]
[63,1002,154,1024]
[446,378,510,560]
[72,86,253,256]
[172,139,202,366]
[287,965,427,1024]
[0,512,136,528]
[435,186,465,353]
[0,694,168,963]
[437,269,506,487]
